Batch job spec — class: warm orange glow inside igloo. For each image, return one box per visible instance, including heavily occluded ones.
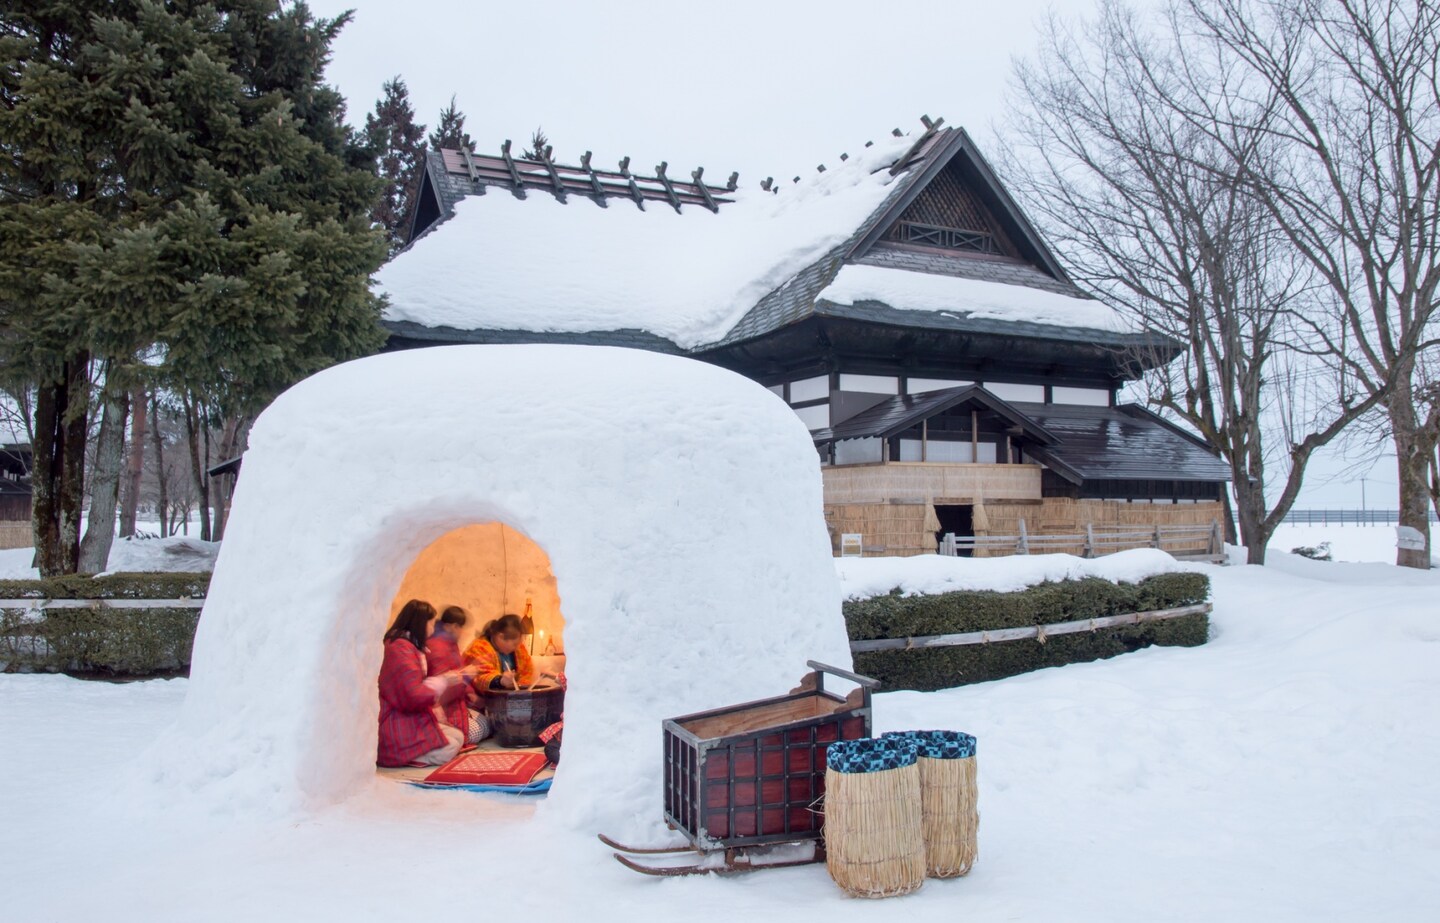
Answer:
[389,523,565,660]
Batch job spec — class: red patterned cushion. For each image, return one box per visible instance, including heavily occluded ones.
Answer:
[423,751,548,786]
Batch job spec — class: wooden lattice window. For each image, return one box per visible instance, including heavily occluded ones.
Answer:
[895,221,999,254]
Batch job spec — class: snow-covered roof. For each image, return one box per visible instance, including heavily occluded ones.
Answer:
[380,134,915,349]
[378,122,1137,352]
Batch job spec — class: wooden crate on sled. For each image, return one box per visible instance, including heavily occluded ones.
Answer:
[662,661,877,851]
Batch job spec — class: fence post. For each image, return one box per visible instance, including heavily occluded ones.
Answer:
[1151,524,1162,549]
[1209,519,1222,558]
[1017,518,1029,555]
[1084,523,1095,559]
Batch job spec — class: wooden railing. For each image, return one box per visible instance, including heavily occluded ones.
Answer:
[938,518,1224,562]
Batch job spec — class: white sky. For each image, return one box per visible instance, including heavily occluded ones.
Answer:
[308,0,1068,185]
[306,0,1389,510]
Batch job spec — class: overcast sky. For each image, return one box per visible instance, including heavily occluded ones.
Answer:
[306,0,1072,184]
[304,0,1389,509]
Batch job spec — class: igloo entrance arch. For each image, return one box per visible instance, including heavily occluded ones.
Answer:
[383,522,567,778]
[155,345,853,832]
[390,522,565,659]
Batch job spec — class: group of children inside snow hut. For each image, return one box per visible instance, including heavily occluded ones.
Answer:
[376,599,563,769]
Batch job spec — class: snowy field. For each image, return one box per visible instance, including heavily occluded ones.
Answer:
[2,539,1437,920]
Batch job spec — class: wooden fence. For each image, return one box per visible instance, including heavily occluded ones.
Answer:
[938,518,1225,562]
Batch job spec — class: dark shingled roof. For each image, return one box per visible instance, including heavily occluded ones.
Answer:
[823,386,1060,444]
[1008,402,1231,483]
[813,387,1228,485]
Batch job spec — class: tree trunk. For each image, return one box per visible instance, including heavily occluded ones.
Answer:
[209,415,247,542]
[78,376,129,573]
[182,394,211,542]
[118,382,147,537]
[1220,487,1239,547]
[1232,475,1269,565]
[1390,389,1434,569]
[30,352,90,577]
[150,394,168,536]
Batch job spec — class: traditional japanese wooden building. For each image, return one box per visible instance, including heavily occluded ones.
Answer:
[381,118,1229,557]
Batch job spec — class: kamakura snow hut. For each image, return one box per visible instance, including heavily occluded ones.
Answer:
[378,118,1230,557]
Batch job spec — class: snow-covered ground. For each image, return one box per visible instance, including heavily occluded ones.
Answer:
[1269,522,1437,567]
[2,546,1436,921]
[0,532,218,579]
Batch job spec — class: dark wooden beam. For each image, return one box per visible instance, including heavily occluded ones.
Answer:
[692,167,719,213]
[499,140,527,199]
[654,161,682,213]
[580,151,608,207]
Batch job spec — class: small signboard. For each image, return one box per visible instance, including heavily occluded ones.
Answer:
[1396,525,1427,551]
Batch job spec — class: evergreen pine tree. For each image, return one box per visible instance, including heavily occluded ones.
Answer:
[0,0,388,570]
[522,127,551,161]
[365,76,427,252]
[428,96,476,152]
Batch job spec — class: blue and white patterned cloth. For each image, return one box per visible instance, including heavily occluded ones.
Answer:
[882,730,977,760]
[827,737,919,774]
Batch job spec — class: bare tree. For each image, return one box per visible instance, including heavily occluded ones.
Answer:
[1169,0,1440,567]
[1002,2,1381,563]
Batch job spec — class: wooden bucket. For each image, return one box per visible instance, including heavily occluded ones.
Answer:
[823,737,924,898]
[884,731,978,878]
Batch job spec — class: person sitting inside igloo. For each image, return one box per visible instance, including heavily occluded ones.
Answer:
[377,600,478,767]
[464,614,536,690]
[429,606,490,745]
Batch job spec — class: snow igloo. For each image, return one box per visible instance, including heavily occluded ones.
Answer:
[162,344,852,828]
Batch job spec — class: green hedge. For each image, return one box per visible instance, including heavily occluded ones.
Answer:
[0,573,209,677]
[845,572,1209,691]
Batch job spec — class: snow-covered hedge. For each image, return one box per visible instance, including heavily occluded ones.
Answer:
[0,573,208,676]
[846,572,1209,691]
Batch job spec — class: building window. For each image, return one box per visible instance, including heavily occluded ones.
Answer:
[1051,386,1111,406]
[984,382,1045,402]
[896,221,999,254]
[789,375,829,404]
[792,403,830,430]
[838,374,898,394]
[907,377,973,394]
[834,438,883,465]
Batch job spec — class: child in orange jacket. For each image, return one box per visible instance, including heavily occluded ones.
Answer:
[464,614,536,690]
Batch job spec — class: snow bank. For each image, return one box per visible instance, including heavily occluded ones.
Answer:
[143,345,851,830]
[0,534,218,579]
[820,264,1134,333]
[834,548,1190,600]
[378,135,913,349]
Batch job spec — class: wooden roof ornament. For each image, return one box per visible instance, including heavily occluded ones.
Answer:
[436,143,737,212]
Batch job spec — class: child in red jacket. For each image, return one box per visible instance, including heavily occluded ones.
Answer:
[430,606,490,744]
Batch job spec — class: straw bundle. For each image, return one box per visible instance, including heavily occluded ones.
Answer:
[884,731,979,878]
[824,738,925,899]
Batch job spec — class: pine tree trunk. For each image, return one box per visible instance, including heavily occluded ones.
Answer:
[118,382,147,537]
[30,353,90,577]
[78,377,129,573]
[209,415,246,542]
[1389,386,1433,569]
[150,394,168,536]
[182,394,212,542]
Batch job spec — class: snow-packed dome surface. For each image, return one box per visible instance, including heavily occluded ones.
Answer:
[155,345,851,828]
